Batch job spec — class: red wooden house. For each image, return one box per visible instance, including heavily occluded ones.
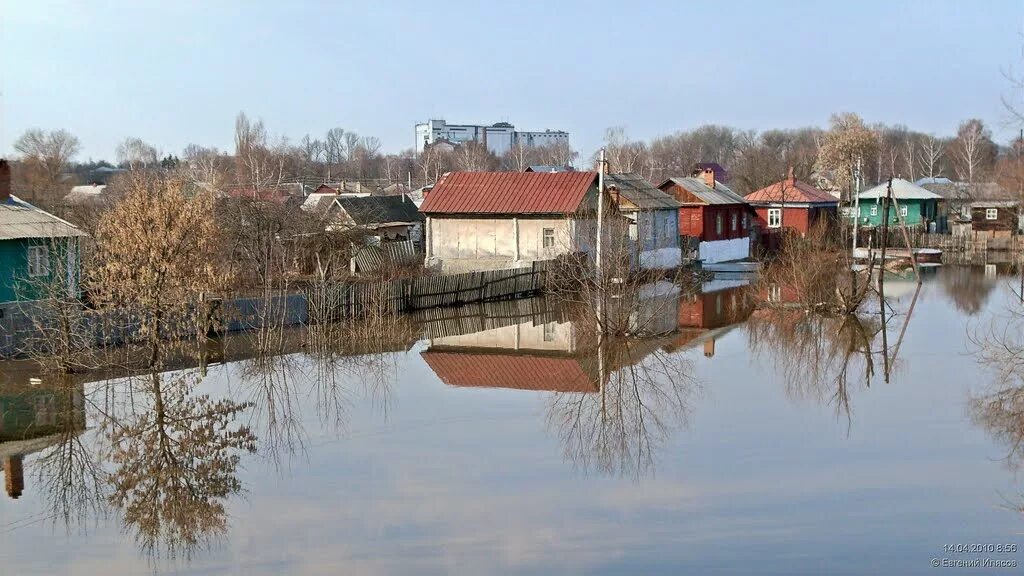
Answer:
[657,168,753,263]
[744,168,838,247]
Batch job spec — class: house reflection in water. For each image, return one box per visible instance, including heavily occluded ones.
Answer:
[0,365,86,499]
[668,284,754,358]
[420,300,599,393]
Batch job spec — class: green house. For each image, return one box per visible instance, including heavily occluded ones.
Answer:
[0,173,87,304]
[854,178,942,229]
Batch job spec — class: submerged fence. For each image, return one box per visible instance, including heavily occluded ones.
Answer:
[317,260,552,320]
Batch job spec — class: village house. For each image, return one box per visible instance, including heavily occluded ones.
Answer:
[332,194,424,243]
[920,179,1019,236]
[658,168,752,263]
[855,179,941,230]
[604,173,682,270]
[420,171,604,273]
[0,160,87,306]
[745,168,839,247]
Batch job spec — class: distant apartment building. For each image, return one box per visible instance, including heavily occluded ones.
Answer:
[414,119,569,156]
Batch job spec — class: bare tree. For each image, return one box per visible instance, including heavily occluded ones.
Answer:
[917,133,946,179]
[951,118,997,184]
[453,141,497,171]
[13,128,81,204]
[116,137,159,170]
[816,113,878,201]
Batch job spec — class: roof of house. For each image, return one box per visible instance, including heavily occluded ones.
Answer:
[859,178,942,200]
[334,194,424,225]
[63,184,107,204]
[421,349,597,392]
[605,173,681,210]
[745,177,838,205]
[222,182,304,203]
[915,176,954,186]
[0,196,87,241]
[525,165,573,173]
[420,171,599,215]
[693,162,729,182]
[659,176,747,205]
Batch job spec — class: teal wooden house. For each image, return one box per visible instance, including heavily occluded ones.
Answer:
[0,160,87,304]
[855,178,942,230]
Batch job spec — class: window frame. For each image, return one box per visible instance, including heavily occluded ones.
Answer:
[731,212,738,232]
[715,213,724,235]
[27,245,50,277]
[542,227,555,249]
[986,208,998,220]
[899,205,908,218]
[767,208,782,229]
[870,205,878,217]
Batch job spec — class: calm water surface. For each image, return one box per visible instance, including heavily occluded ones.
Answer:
[2,264,1024,575]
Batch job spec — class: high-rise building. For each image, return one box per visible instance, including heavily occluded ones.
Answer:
[414,119,569,156]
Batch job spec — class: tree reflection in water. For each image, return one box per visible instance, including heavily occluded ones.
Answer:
[31,377,106,531]
[546,332,698,480]
[746,307,881,424]
[969,288,1024,513]
[106,370,256,559]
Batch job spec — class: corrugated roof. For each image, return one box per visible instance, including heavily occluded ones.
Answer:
[659,177,747,205]
[859,178,942,200]
[0,196,87,240]
[420,171,598,214]
[745,178,838,205]
[421,349,597,392]
[605,173,682,210]
[335,195,424,225]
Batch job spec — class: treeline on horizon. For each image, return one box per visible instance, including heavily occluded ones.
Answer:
[6,111,1021,208]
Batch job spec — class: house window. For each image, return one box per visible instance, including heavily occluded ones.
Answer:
[731,213,738,232]
[715,213,723,235]
[768,283,782,303]
[986,208,998,220]
[767,208,782,228]
[27,245,50,277]
[899,205,908,218]
[870,206,878,217]
[741,213,747,230]
[543,322,557,342]
[542,228,555,248]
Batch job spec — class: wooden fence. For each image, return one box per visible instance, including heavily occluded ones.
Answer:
[318,261,552,319]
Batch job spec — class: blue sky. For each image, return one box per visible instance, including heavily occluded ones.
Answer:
[1,0,1022,161]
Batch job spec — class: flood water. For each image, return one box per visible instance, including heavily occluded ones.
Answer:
[2,264,1024,575]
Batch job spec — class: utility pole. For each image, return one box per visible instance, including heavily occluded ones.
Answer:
[852,157,862,252]
[596,148,605,281]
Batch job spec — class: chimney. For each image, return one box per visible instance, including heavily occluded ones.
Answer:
[703,338,716,358]
[4,455,24,499]
[0,159,10,203]
[702,168,715,189]
[787,166,795,185]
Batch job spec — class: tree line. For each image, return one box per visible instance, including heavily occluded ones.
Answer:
[5,111,1018,208]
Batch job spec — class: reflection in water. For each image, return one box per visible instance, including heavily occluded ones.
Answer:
[420,292,699,479]
[106,370,256,559]
[940,265,999,315]
[970,282,1024,513]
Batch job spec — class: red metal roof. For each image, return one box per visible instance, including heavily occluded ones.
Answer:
[745,178,838,205]
[419,171,598,215]
[421,350,597,392]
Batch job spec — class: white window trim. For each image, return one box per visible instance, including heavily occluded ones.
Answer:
[27,245,50,277]
[986,208,998,220]
[767,208,782,229]
[869,205,878,217]
[899,205,908,217]
[542,227,555,249]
